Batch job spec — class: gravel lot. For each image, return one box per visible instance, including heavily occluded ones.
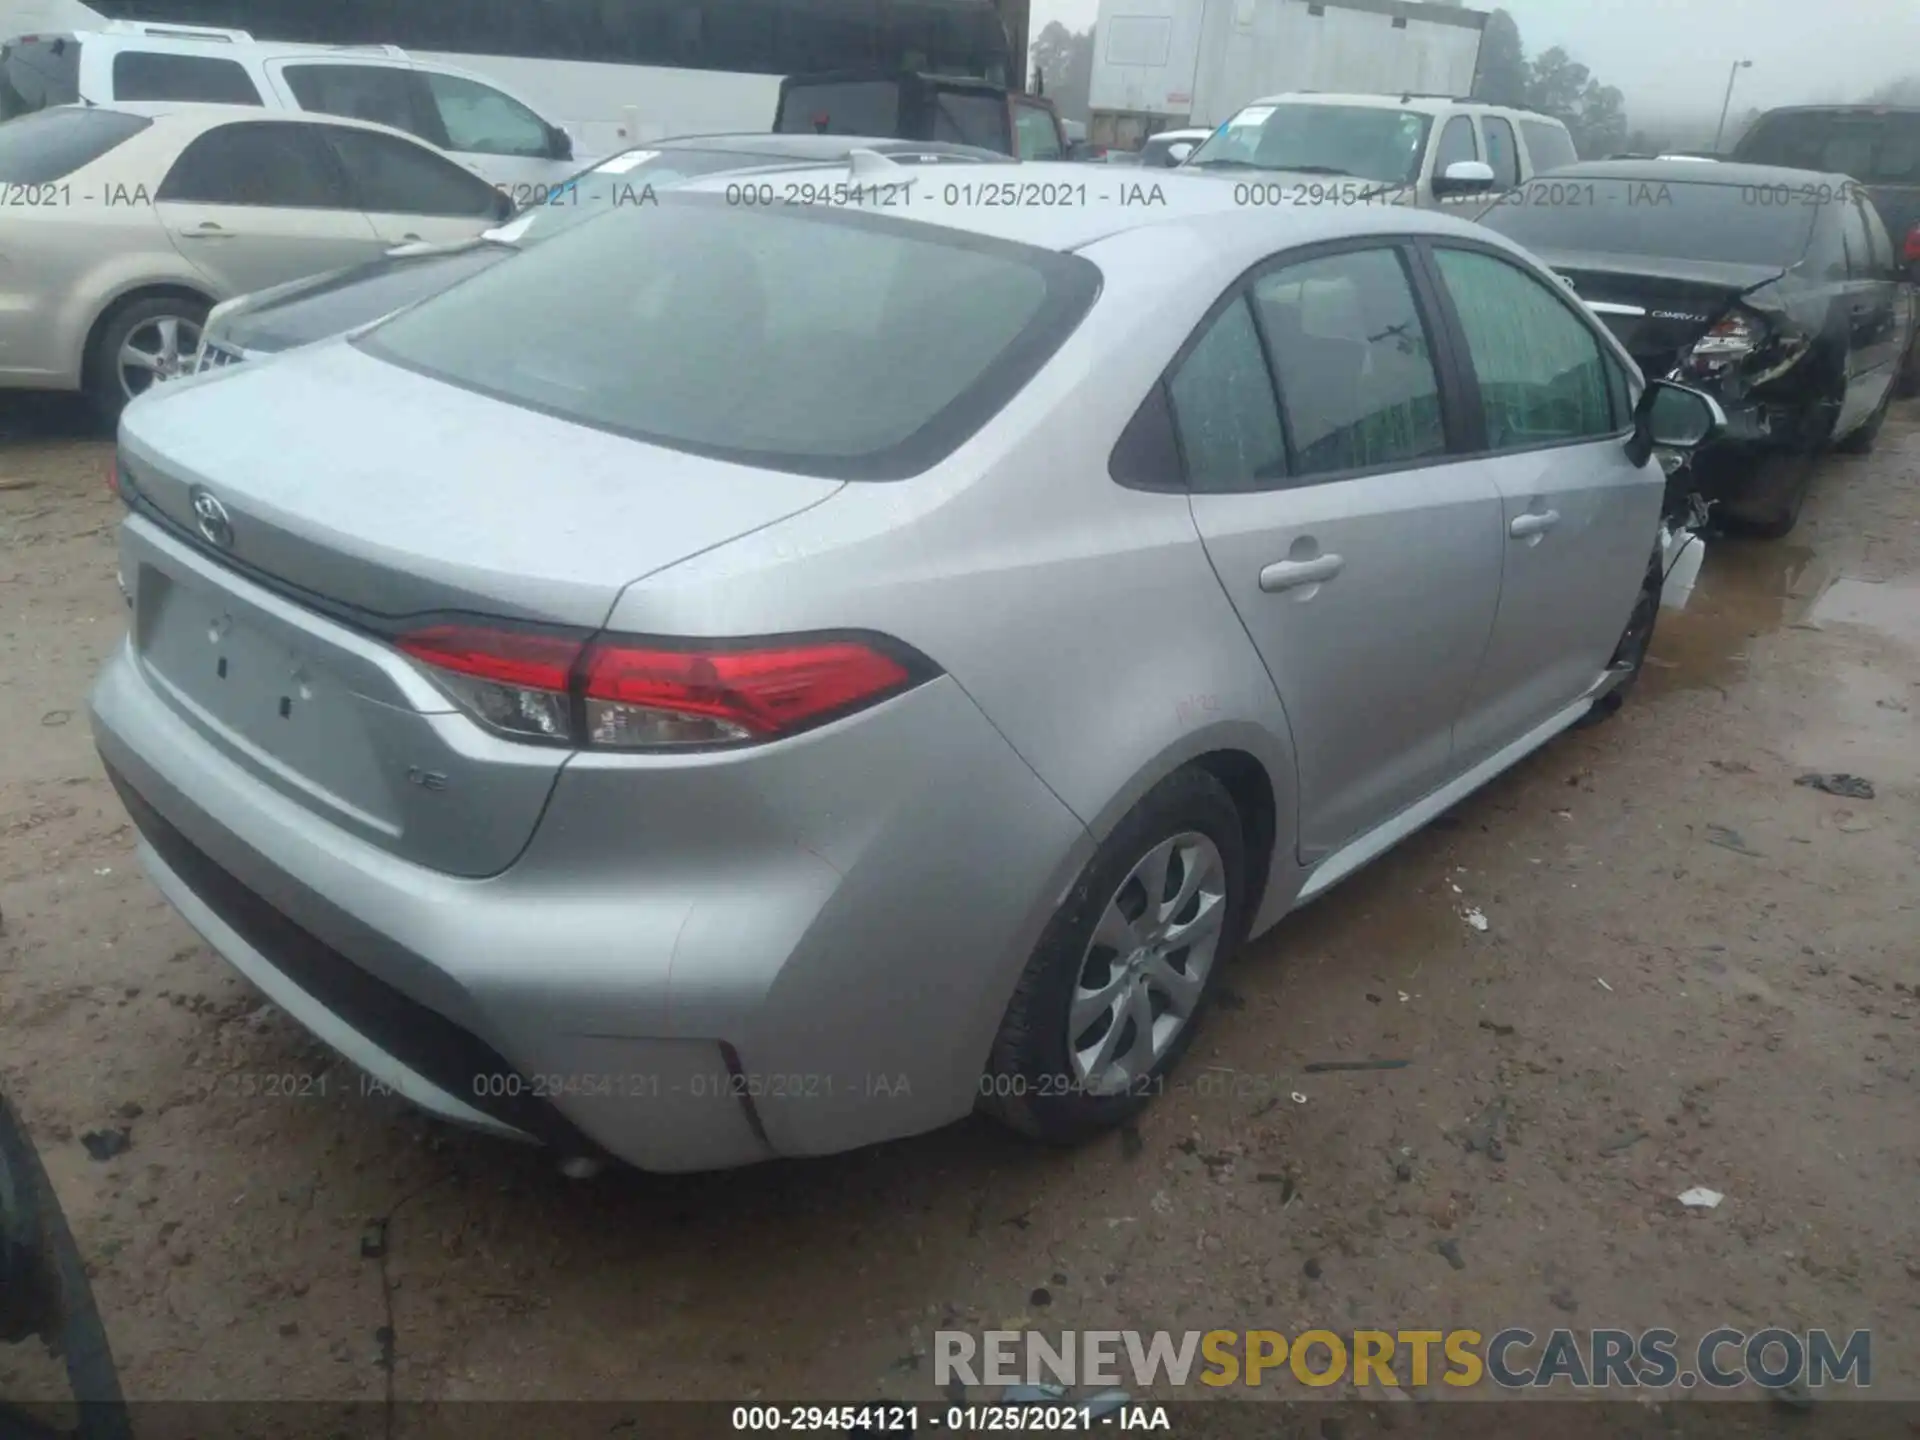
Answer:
[2,392,1916,1408]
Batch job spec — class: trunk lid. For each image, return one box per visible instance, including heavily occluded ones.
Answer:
[116,340,842,877]
[1530,248,1787,378]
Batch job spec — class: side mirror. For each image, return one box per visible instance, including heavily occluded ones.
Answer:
[1167,142,1195,165]
[548,124,574,162]
[1626,379,1726,466]
[1434,159,1496,196]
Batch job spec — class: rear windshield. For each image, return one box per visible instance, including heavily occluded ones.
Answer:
[1478,178,1818,268]
[0,105,151,181]
[1736,110,1920,185]
[359,197,1100,480]
[0,35,80,119]
[779,81,902,137]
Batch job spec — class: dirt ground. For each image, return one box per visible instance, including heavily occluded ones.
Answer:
[1,391,1916,1409]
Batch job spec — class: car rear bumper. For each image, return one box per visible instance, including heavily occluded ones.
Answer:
[91,635,1091,1172]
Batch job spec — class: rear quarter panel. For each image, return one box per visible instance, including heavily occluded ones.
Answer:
[599,218,1310,986]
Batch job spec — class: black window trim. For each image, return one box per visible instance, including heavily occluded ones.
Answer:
[356,191,1105,483]
[155,119,356,210]
[110,48,265,106]
[1126,235,1476,496]
[1411,235,1639,462]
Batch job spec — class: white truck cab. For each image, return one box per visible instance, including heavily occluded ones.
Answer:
[0,22,580,190]
[1184,93,1581,209]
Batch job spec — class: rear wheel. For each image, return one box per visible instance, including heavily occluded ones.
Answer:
[83,294,208,427]
[983,767,1246,1144]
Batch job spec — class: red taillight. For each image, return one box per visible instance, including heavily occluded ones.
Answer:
[1904,223,1920,264]
[395,624,926,749]
[397,624,580,692]
[107,458,119,497]
[581,640,912,746]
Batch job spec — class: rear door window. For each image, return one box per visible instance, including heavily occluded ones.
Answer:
[281,63,441,144]
[321,126,502,216]
[1517,118,1578,174]
[1839,195,1873,278]
[1167,298,1288,491]
[1252,248,1447,479]
[0,35,80,119]
[112,51,262,105]
[0,104,150,181]
[156,121,349,208]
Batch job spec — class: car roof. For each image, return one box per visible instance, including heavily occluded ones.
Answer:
[1536,157,1859,189]
[1239,92,1562,123]
[1146,129,1214,142]
[647,132,1006,162]
[667,158,1512,253]
[1744,104,1920,119]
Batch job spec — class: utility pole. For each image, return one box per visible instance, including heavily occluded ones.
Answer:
[1713,59,1752,152]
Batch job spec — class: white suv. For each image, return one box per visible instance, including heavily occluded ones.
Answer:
[1185,93,1581,210]
[0,21,578,189]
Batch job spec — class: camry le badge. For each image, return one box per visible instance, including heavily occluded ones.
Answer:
[189,487,234,549]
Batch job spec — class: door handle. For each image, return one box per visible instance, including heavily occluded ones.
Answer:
[1259,554,1344,592]
[401,232,423,241]
[1509,509,1560,539]
[179,227,232,240]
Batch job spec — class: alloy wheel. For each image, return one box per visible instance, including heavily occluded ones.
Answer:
[1067,831,1227,1096]
[118,315,202,400]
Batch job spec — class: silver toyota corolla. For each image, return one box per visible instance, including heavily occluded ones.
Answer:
[90,162,1723,1172]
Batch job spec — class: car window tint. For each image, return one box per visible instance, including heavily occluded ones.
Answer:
[157,122,345,207]
[1481,117,1520,187]
[0,105,149,181]
[778,80,900,136]
[1517,119,1577,174]
[1252,248,1446,479]
[112,51,262,104]
[322,126,500,216]
[932,91,1006,149]
[424,71,552,157]
[282,63,435,141]
[1435,115,1478,170]
[1434,247,1616,449]
[1739,112,1920,185]
[1167,297,1287,491]
[360,199,1096,479]
[1014,103,1060,160]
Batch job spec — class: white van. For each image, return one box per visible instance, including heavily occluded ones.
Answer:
[0,21,580,191]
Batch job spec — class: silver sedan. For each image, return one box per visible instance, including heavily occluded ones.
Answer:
[90,163,1722,1172]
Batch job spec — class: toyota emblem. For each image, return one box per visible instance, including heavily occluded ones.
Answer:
[189,487,233,549]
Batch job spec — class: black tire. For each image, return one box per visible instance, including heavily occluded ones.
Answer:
[1717,448,1816,541]
[1578,545,1664,727]
[983,767,1247,1144]
[82,293,209,428]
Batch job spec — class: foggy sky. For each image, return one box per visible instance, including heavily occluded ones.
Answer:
[1032,0,1920,119]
